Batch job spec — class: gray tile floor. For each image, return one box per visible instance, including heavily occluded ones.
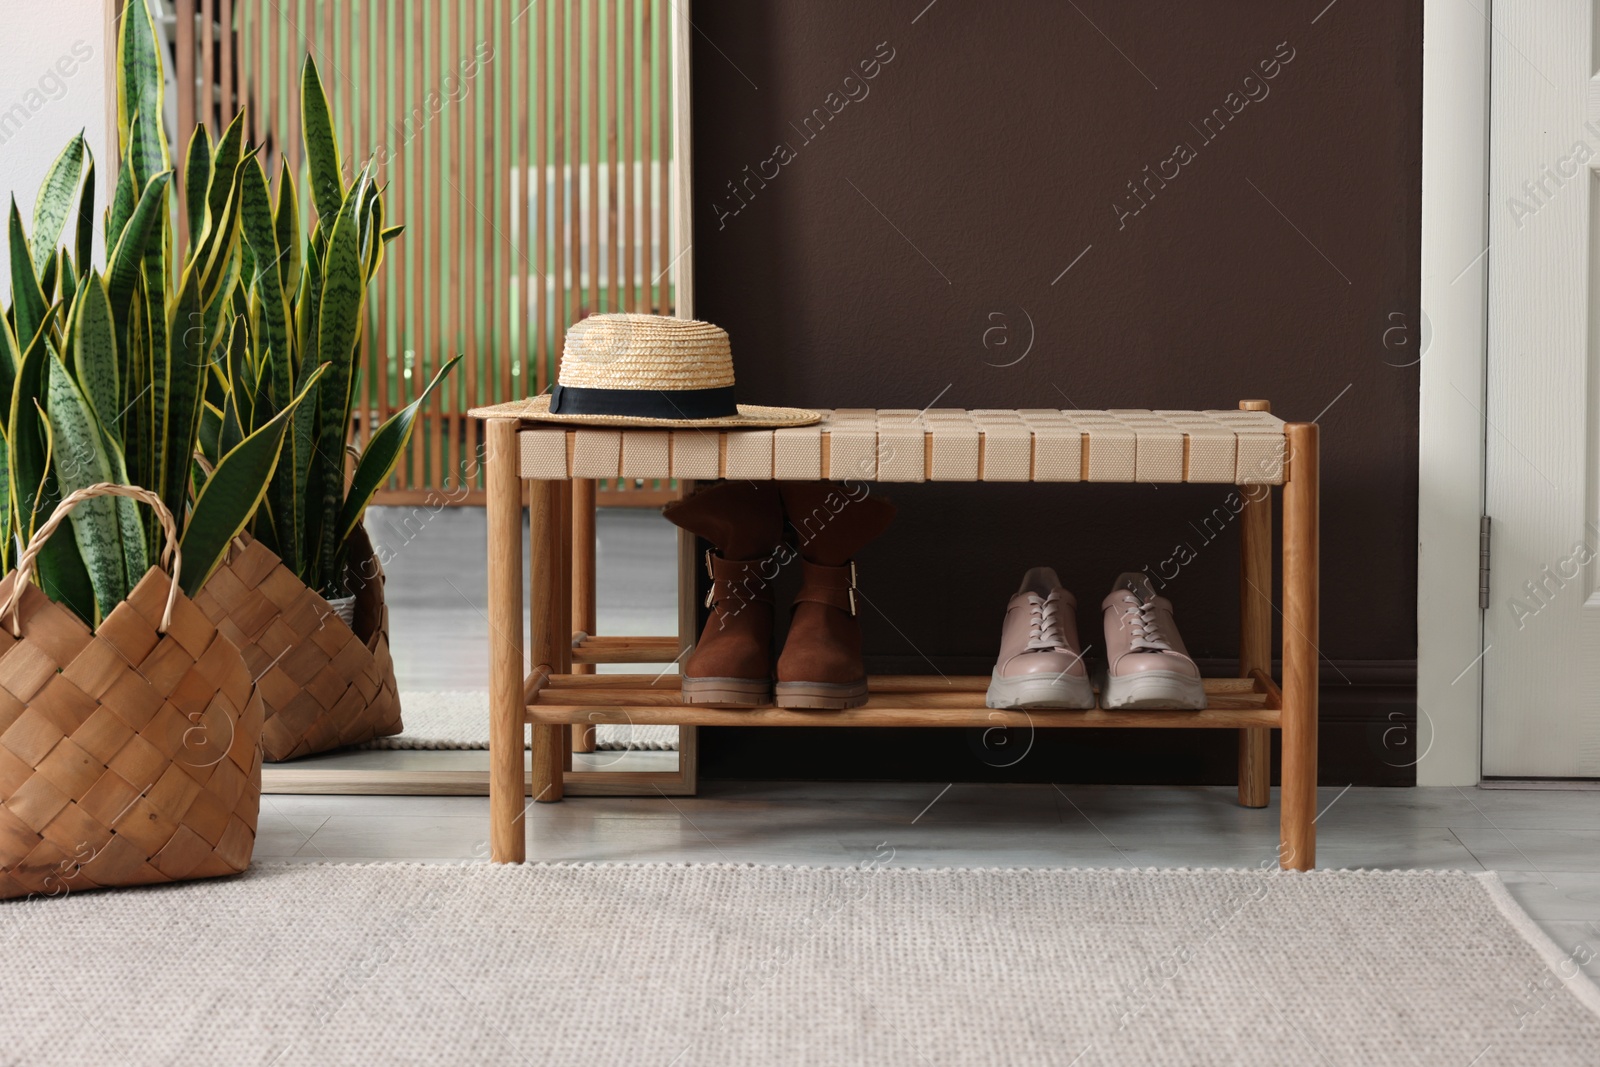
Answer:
[367,504,677,691]
[271,506,1600,978]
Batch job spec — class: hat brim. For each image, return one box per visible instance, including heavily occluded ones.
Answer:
[470,394,821,429]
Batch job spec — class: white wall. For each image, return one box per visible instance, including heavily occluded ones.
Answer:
[0,0,111,292]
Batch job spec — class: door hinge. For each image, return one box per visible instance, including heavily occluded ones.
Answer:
[1479,515,1492,611]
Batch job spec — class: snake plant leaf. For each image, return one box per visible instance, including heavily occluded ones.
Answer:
[0,428,10,571]
[201,147,254,303]
[338,355,462,543]
[73,271,119,427]
[364,201,387,279]
[0,316,18,403]
[198,400,223,463]
[224,313,254,430]
[119,288,156,547]
[32,131,86,275]
[275,159,302,299]
[297,231,324,376]
[161,264,206,527]
[9,199,49,348]
[199,168,247,356]
[107,120,140,249]
[179,363,327,596]
[30,406,96,626]
[258,359,302,575]
[53,250,76,313]
[240,156,292,406]
[292,237,326,579]
[75,147,95,274]
[311,192,366,584]
[300,56,345,230]
[221,388,245,458]
[252,353,276,426]
[184,123,211,249]
[47,353,128,618]
[99,429,147,592]
[8,315,57,542]
[40,249,60,305]
[144,235,170,393]
[105,170,172,324]
[292,384,320,584]
[205,112,247,241]
[203,232,244,356]
[117,0,169,182]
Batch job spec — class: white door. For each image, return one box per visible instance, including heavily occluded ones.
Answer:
[1484,0,1600,776]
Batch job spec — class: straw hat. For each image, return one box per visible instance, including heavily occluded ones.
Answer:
[507,314,820,428]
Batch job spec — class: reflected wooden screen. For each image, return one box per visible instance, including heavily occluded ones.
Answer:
[164,0,680,505]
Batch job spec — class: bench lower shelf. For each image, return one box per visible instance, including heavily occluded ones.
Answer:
[526,674,1282,729]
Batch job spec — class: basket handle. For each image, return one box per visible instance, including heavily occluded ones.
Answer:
[2,483,181,637]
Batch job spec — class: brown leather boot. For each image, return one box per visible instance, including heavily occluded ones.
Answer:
[662,481,784,706]
[775,482,896,709]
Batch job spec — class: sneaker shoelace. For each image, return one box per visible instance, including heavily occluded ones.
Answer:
[1120,592,1174,653]
[1024,594,1070,653]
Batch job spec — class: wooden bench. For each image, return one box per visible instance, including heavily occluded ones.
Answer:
[470,400,1319,869]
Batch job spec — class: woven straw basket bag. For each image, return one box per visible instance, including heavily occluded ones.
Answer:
[0,485,263,901]
[192,524,401,762]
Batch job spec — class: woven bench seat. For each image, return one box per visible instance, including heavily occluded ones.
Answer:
[465,405,1288,485]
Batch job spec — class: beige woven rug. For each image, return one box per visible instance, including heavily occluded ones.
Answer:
[364,690,678,750]
[3,864,1597,1065]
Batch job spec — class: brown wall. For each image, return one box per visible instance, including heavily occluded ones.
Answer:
[689,1,1422,784]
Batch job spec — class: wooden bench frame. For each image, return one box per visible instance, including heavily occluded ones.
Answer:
[477,401,1320,870]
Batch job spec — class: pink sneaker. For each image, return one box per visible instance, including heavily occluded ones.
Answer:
[1100,573,1207,709]
[985,567,1095,709]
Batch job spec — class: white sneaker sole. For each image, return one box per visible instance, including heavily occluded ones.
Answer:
[985,671,1096,710]
[1100,670,1207,710]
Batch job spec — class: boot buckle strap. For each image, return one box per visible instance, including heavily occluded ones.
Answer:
[704,551,776,610]
[794,559,859,616]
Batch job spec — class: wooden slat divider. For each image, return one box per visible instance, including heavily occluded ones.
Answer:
[375,2,394,448]
[639,0,653,312]
[174,0,675,505]
[622,0,635,313]
[497,0,514,483]
[518,0,534,422]
[201,0,215,133]
[177,0,196,248]
[534,0,548,395]
[658,0,669,314]
[588,0,600,318]
[429,0,446,492]
[220,0,233,124]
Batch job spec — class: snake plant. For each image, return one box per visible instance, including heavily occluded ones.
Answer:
[5,2,455,623]
[196,55,459,600]
[0,0,319,624]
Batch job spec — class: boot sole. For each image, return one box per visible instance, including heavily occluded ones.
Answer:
[681,677,773,707]
[1099,670,1207,710]
[985,671,1096,710]
[774,680,869,710]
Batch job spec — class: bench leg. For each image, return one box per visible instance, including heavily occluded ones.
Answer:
[1237,399,1273,809]
[529,477,567,804]
[570,478,598,753]
[1237,494,1274,806]
[1280,422,1319,871]
[487,420,527,863]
